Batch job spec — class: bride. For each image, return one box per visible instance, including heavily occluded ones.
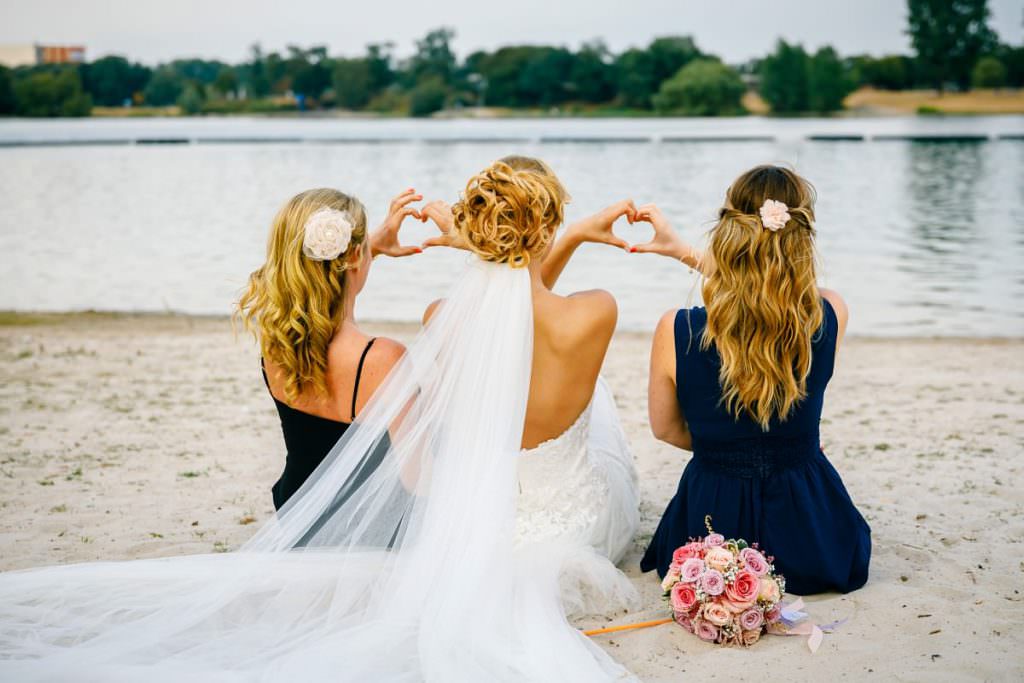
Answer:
[0,156,640,682]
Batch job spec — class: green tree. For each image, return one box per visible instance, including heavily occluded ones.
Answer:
[851,54,915,90]
[907,0,998,91]
[520,47,574,106]
[409,28,457,87]
[991,44,1024,87]
[652,59,745,115]
[569,41,617,103]
[807,47,855,111]
[0,66,15,114]
[971,56,1007,88]
[177,84,204,114]
[213,67,238,97]
[759,40,810,113]
[14,68,91,117]
[614,36,703,109]
[409,76,446,116]
[79,55,151,106]
[365,43,395,93]
[244,44,271,97]
[143,67,184,105]
[333,58,372,109]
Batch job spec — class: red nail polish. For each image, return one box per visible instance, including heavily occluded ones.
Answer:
[629,247,637,253]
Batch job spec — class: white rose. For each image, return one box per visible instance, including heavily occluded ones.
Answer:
[759,199,791,232]
[302,208,353,261]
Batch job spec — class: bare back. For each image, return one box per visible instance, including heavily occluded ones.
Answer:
[425,280,616,450]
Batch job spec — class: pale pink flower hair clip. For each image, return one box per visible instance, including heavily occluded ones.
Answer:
[302,208,353,261]
[758,199,790,232]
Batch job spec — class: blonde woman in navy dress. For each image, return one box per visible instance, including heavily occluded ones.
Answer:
[633,165,871,595]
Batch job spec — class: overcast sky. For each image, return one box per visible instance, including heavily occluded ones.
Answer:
[1,0,1022,65]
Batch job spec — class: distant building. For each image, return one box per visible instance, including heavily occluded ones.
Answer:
[0,44,86,68]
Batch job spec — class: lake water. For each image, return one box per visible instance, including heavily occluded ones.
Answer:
[1,116,1022,337]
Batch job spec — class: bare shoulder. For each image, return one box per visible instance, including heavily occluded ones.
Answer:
[422,298,445,326]
[562,288,617,333]
[368,336,405,367]
[818,288,849,331]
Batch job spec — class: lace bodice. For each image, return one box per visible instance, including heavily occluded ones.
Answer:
[515,402,611,546]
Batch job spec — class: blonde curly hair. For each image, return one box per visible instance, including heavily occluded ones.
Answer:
[236,188,367,402]
[701,165,823,430]
[453,155,568,268]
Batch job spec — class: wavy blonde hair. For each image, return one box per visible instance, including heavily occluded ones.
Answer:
[453,155,568,268]
[701,165,823,430]
[237,188,367,402]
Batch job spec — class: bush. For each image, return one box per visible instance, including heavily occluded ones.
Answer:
[144,68,184,106]
[0,66,15,115]
[972,56,1008,89]
[652,59,745,116]
[807,47,855,112]
[176,85,204,115]
[13,68,91,117]
[409,77,446,117]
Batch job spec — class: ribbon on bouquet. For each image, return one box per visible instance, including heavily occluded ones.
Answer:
[767,597,847,653]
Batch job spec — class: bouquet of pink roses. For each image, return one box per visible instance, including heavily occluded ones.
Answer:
[661,516,785,647]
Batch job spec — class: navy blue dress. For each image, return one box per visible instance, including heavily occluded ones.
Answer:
[640,301,871,595]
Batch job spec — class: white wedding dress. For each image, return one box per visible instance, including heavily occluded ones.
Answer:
[0,259,640,682]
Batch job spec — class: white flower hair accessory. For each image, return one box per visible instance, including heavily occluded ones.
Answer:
[302,208,353,261]
[759,199,791,232]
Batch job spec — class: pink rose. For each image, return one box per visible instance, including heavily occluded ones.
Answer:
[670,582,698,613]
[759,199,791,232]
[702,602,732,627]
[741,629,762,646]
[725,569,760,604]
[699,569,725,596]
[739,608,764,631]
[672,542,704,564]
[660,567,681,592]
[703,533,725,549]
[679,557,705,583]
[694,618,719,643]
[758,577,782,604]
[675,612,695,634]
[739,548,769,577]
[703,546,734,572]
[765,606,782,624]
[719,596,754,614]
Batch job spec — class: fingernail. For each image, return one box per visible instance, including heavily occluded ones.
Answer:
[415,248,423,254]
[629,247,637,253]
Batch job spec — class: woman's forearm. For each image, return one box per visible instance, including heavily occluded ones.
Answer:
[655,423,693,451]
[540,229,584,289]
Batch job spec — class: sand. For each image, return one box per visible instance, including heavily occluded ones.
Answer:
[1,312,1022,681]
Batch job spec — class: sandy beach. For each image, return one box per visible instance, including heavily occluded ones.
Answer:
[1,312,1021,681]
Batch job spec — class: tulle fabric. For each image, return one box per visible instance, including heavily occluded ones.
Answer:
[0,259,638,682]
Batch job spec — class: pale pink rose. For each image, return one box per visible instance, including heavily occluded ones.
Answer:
[302,208,353,261]
[742,629,762,646]
[758,577,782,603]
[694,619,719,643]
[725,569,760,604]
[759,199,790,232]
[660,568,681,592]
[702,602,732,627]
[703,533,725,549]
[739,608,764,631]
[672,542,704,564]
[699,569,725,596]
[670,582,698,613]
[765,606,782,624]
[675,612,695,634]
[679,557,705,583]
[720,596,754,614]
[739,548,769,577]
[703,546,734,572]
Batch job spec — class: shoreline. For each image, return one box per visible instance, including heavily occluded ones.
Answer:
[1,312,1022,679]
[1,310,1021,342]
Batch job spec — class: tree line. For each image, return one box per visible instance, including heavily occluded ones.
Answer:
[0,0,1019,118]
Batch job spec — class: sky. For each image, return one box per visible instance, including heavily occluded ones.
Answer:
[1,0,1022,65]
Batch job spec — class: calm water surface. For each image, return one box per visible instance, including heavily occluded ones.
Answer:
[0,116,1021,336]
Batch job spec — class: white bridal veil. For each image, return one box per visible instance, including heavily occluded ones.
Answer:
[0,259,636,682]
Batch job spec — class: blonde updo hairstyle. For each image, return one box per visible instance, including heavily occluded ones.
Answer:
[237,188,368,402]
[452,155,568,268]
[701,165,823,430]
